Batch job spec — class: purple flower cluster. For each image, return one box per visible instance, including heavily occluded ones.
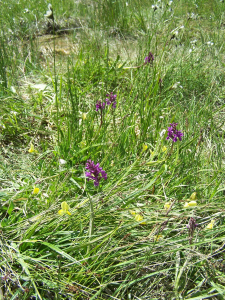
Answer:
[96,101,106,112]
[85,160,107,186]
[96,93,117,111]
[166,123,183,142]
[186,217,198,230]
[106,92,117,108]
[187,217,198,244]
[144,52,154,64]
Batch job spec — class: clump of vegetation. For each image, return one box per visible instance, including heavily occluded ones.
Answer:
[0,0,225,299]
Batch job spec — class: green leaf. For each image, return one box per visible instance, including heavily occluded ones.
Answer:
[41,241,82,265]
[7,201,14,215]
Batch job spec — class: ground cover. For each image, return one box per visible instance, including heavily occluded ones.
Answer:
[0,0,225,299]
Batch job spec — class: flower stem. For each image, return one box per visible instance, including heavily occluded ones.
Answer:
[87,193,94,254]
[100,109,103,128]
[168,141,174,157]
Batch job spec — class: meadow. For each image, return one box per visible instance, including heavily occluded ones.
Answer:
[0,0,225,299]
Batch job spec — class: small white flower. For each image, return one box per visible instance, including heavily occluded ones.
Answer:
[45,10,53,19]
[47,4,52,11]
[190,39,197,44]
[10,86,16,93]
[172,82,183,89]
[160,129,166,136]
[59,159,67,165]
[10,111,18,115]
[45,4,54,20]
[0,123,5,129]
[172,82,180,89]
[206,41,214,46]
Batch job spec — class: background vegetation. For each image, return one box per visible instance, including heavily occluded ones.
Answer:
[0,0,225,299]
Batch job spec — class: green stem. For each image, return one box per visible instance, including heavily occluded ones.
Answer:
[53,19,59,144]
[56,255,61,300]
[168,141,174,157]
[87,193,94,254]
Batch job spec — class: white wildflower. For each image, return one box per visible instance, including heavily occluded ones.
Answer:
[59,159,67,165]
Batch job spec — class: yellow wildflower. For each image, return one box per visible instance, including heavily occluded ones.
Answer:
[184,201,197,208]
[142,144,148,151]
[190,192,197,200]
[162,146,167,152]
[28,143,38,153]
[164,202,171,210]
[129,210,136,216]
[205,219,215,230]
[82,113,87,121]
[134,214,146,225]
[58,201,71,216]
[80,141,86,148]
[188,201,197,207]
[33,186,40,195]
[154,234,163,242]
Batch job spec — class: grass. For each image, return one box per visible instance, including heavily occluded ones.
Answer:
[0,0,225,299]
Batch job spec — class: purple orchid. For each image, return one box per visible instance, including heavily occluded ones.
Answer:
[85,160,107,186]
[187,217,198,244]
[106,92,117,108]
[96,100,106,112]
[166,123,183,142]
[144,52,154,64]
